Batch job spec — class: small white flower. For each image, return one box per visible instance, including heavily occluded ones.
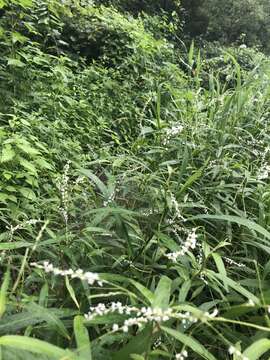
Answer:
[235,349,242,356]
[122,325,129,333]
[209,308,219,318]
[175,350,188,359]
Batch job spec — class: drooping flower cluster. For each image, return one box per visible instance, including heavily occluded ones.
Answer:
[168,124,184,137]
[85,302,137,320]
[224,257,245,268]
[228,346,249,360]
[153,337,162,349]
[8,219,42,235]
[176,350,188,360]
[73,175,85,187]
[85,303,176,332]
[163,123,183,145]
[257,145,270,180]
[2,219,42,261]
[141,208,160,217]
[170,192,185,222]
[85,302,219,333]
[199,272,209,285]
[196,242,203,265]
[166,221,189,245]
[103,191,115,207]
[165,228,197,262]
[258,163,270,180]
[31,261,103,286]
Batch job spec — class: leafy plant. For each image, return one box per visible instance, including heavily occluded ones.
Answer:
[1,1,270,360]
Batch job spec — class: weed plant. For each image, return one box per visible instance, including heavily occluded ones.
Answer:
[1,1,270,359]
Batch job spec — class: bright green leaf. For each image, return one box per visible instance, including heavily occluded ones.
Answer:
[243,339,270,359]
[152,276,172,310]
[161,326,217,360]
[0,270,10,318]
[1,146,15,163]
[74,315,92,360]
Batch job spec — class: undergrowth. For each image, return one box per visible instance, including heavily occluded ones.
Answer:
[1,1,270,359]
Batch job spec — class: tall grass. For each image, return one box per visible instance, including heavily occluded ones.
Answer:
[1,2,270,359]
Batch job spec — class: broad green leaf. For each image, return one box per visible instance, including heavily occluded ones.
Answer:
[206,270,259,303]
[191,214,270,245]
[29,303,70,340]
[161,326,217,360]
[7,194,17,203]
[179,279,191,303]
[16,142,40,156]
[0,242,33,251]
[148,349,170,358]
[111,325,153,360]
[19,158,38,175]
[18,188,36,201]
[152,276,172,310]
[11,32,28,44]
[130,355,145,360]
[38,283,48,307]
[1,146,15,163]
[7,58,25,67]
[5,186,16,192]
[129,279,154,304]
[115,214,134,257]
[0,308,76,334]
[222,305,256,319]
[0,270,10,318]
[212,253,228,291]
[74,316,92,360]
[35,157,53,170]
[0,336,74,359]
[79,169,108,196]
[65,276,80,309]
[0,193,8,202]
[13,0,33,7]
[177,166,204,197]
[243,339,270,359]
[0,348,50,360]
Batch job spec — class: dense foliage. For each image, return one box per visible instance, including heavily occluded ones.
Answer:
[182,0,270,53]
[1,1,270,359]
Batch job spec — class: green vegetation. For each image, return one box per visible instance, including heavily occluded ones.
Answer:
[1,0,270,359]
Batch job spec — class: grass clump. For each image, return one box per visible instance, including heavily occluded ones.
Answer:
[1,1,270,360]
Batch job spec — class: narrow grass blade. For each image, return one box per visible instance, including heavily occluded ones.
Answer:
[0,270,10,318]
[74,315,92,360]
[0,336,75,359]
[161,326,217,360]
